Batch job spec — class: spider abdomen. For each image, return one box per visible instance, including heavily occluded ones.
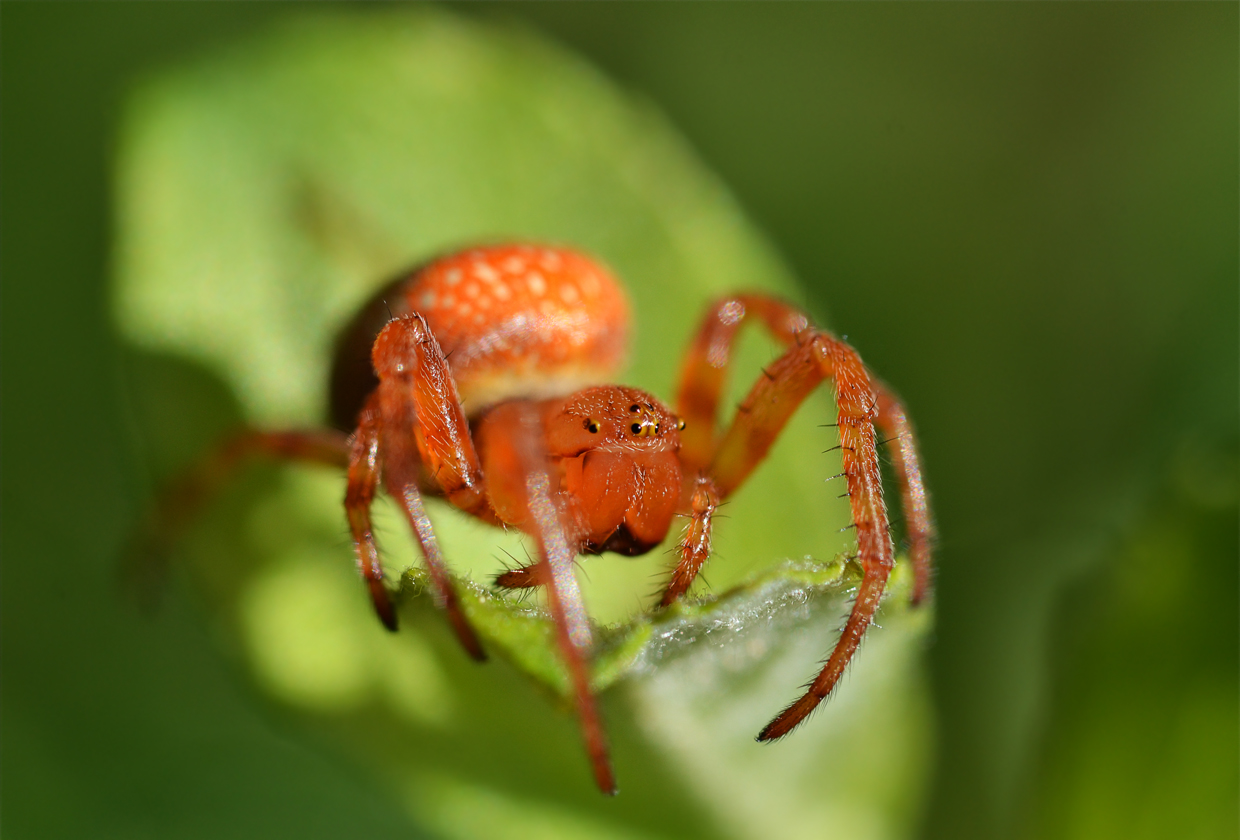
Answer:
[330,245,630,428]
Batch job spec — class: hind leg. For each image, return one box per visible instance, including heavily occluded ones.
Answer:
[126,428,350,606]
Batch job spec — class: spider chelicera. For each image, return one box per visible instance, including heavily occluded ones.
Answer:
[160,244,934,795]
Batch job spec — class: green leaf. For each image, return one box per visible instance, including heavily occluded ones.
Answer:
[115,9,932,838]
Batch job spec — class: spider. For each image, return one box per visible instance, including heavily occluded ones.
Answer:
[160,244,934,795]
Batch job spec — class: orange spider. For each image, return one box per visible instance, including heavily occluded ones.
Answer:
[162,244,934,795]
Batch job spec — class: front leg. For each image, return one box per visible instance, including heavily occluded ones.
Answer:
[674,295,811,474]
[661,294,822,604]
[704,329,895,741]
[366,314,492,658]
[475,401,617,795]
[381,457,486,661]
[372,313,489,516]
[659,474,721,607]
[669,292,933,609]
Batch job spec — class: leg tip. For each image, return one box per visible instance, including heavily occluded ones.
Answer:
[593,766,618,796]
[755,719,796,742]
[463,638,488,662]
[756,721,791,743]
[757,693,821,742]
[657,581,685,609]
[449,612,487,662]
[368,579,399,632]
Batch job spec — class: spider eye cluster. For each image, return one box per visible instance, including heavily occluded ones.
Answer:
[626,402,662,438]
[568,389,683,444]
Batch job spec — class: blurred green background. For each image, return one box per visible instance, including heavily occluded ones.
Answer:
[3,4,1235,839]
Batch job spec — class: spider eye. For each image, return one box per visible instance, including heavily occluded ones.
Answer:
[677,418,686,430]
[630,423,642,434]
[584,418,600,434]
[629,404,639,413]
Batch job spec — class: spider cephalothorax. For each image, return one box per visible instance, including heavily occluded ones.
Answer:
[164,244,934,795]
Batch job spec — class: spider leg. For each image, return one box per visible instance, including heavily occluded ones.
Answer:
[343,396,400,632]
[674,293,927,739]
[709,329,893,741]
[381,464,486,660]
[873,381,935,606]
[756,559,889,741]
[657,295,815,603]
[675,295,811,475]
[659,474,721,607]
[369,315,493,659]
[494,561,549,590]
[125,429,350,607]
[372,313,490,515]
[674,292,933,606]
[475,401,616,795]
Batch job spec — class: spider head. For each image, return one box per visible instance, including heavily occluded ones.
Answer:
[545,386,683,458]
[540,386,684,552]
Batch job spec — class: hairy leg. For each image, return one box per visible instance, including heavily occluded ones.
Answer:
[372,313,488,516]
[873,380,935,606]
[674,295,811,475]
[673,293,933,738]
[657,296,810,603]
[668,292,932,605]
[369,316,494,658]
[382,461,486,660]
[475,401,616,795]
[659,474,721,607]
[494,561,550,590]
[343,397,399,631]
[705,329,895,740]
